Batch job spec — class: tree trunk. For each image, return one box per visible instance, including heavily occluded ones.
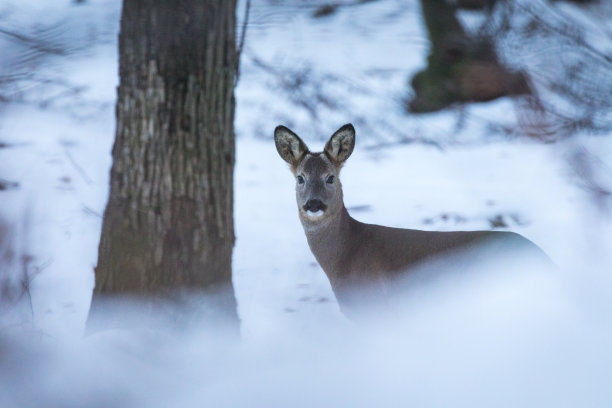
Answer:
[408,0,529,113]
[89,0,238,327]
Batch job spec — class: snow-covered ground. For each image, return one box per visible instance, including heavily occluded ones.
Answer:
[1,0,611,406]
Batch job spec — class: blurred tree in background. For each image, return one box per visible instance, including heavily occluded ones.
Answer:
[88,0,239,328]
[408,0,529,113]
[408,0,611,138]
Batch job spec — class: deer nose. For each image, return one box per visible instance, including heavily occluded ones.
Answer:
[303,199,327,213]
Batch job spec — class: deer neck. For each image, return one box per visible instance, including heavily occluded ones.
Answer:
[301,205,354,279]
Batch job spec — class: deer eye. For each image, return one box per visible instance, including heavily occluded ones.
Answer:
[326,175,335,184]
[297,175,305,184]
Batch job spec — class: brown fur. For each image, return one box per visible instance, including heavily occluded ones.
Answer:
[275,124,551,318]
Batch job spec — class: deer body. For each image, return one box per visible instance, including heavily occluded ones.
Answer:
[275,124,549,317]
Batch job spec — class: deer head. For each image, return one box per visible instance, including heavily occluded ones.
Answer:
[274,124,355,229]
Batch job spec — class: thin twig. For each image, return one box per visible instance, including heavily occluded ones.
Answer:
[64,148,93,185]
[235,0,251,84]
[0,26,67,55]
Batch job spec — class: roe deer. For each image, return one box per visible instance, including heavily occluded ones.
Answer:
[274,124,551,318]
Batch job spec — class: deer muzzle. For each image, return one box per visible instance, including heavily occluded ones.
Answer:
[303,199,327,217]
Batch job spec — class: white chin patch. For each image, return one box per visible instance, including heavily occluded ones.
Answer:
[306,210,325,218]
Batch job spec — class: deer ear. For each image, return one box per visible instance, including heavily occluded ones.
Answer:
[274,126,309,167]
[325,124,355,165]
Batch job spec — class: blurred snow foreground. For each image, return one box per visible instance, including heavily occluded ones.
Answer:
[1,255,611,408]
[1,235,610,407]
[1,0,612,407]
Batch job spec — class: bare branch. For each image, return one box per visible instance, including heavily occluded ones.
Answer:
[235,0,251,83]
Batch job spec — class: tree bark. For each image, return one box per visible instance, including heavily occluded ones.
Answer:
[89,0,238,327]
